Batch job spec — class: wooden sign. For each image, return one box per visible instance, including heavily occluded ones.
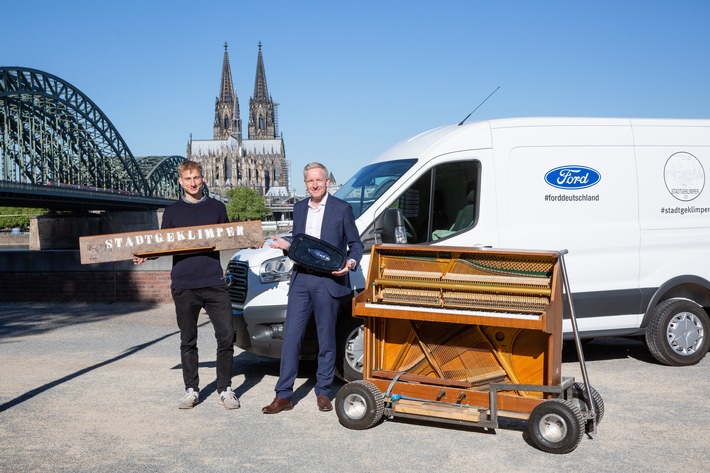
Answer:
[79,221,264,264]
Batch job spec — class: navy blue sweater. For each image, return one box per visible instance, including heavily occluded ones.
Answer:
[161,196,229,289]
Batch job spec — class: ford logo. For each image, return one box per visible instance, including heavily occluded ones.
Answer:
[544,165,601,190]
[308,248,331,261]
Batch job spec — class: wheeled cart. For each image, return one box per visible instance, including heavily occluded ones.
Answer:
[335,244,602,454]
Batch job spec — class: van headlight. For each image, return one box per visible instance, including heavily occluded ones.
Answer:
[259,255,293,283]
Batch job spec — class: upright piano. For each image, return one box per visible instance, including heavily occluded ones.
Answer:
[353,243,565,421]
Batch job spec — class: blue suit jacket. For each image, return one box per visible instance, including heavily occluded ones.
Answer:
[291,194,363,298]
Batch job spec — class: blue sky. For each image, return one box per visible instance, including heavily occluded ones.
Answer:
[2,0,709,194]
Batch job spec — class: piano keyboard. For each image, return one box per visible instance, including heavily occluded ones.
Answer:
[363,302,542,321]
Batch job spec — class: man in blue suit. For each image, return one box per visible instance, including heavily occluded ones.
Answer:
[262,162,363,414]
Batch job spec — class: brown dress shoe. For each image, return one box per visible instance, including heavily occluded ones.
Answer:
[316,395,333,412]
[262,396,293,414]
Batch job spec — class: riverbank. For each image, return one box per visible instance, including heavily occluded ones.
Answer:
[0,232,29,246]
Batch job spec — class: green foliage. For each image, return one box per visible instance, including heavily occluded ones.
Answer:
[0,207,47,230]
[224,187,272,222]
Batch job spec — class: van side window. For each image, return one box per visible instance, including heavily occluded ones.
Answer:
[389,161,480,244]
[393,176,430,244]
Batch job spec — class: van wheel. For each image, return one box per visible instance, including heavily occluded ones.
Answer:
[646,299,710,366]
[335,317,364,382]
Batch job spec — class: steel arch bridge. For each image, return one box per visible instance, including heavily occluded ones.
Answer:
[0,66,183,210]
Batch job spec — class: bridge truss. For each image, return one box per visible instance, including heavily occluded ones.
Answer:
[0,67,183,209]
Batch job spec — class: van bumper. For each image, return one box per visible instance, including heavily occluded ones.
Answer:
[233,305,318,359]
[233,305,286,358]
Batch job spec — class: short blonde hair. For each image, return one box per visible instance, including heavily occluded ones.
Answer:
[303,162,328,180]
[178,160,203,177]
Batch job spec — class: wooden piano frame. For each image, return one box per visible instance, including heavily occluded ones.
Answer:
[335,244,601,454]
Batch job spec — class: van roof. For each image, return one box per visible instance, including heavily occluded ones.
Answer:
[372,122,489,164]
[371,117,710,164]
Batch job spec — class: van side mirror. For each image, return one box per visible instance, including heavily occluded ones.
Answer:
[375,208,408,244]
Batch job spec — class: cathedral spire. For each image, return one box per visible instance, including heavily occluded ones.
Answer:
[248,42,276,140]
[214,42,242,141]
[219,42,235,103]
[253,41,269,102]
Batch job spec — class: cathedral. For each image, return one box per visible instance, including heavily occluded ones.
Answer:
[186,42,288,199]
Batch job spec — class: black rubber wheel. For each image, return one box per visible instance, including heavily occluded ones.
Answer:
[569,383,604,425]
[528,399,585,454]
[645,299,710,366]
[335,317,364,382]
[335,380,384,430]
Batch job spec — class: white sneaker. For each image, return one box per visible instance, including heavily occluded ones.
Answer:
[218,387,241,410]
[178,388,199,409]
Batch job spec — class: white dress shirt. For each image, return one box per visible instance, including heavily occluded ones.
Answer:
[305,192,328,238]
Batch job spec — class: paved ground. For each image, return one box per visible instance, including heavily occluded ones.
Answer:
[1,302,709,472]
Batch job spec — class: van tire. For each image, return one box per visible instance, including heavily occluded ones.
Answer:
[335,316,365,382]
[645,299,710,366]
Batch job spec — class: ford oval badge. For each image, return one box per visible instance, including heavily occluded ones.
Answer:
[544,165,601,190]
[308,248,331,261]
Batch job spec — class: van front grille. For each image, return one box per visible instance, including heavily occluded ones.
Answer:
[226,260,249,304]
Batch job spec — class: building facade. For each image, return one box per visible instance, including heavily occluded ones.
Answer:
[187,42,288,199]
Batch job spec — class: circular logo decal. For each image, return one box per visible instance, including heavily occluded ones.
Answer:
[664,152,704,201]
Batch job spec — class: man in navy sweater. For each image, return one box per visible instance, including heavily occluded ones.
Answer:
[135,160,240,410]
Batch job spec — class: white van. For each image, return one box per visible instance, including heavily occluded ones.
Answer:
[227,117,710,381]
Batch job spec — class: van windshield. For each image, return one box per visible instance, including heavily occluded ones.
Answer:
[333,159,417,219]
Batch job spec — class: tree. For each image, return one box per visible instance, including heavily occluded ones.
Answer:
[0,207,47,230]
[224,186,272,222]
